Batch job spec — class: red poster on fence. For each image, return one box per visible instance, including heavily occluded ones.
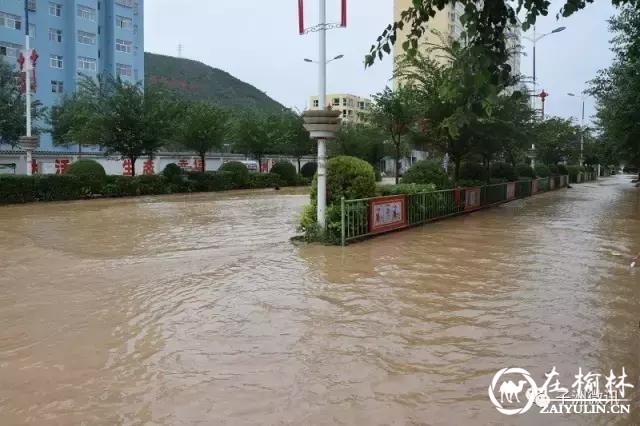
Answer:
[506,182,516,200]
[464,187,482,211]
[369,195,407,234]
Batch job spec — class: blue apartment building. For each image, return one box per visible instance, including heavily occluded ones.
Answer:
[0,0,144,153]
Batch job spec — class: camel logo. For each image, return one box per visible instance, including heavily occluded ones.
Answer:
[488,367,538,415]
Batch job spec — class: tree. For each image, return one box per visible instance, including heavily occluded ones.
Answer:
[176,101,228,172]
[472,92,535,179]
[396,41,510,182]
[0,58,46,146]
[531,117,580,166]
[230,111,280,171]
[50,76,176,176]
[331,123,387,170]
[366,0,638,75]
[277,112,313,172]
[589,6,640,177]
[368,86,416,183]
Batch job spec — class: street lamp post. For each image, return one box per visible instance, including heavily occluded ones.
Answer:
[568,92,586,166]
[523,26,566,117]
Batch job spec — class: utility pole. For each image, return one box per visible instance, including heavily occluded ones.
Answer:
[316,0,327,229]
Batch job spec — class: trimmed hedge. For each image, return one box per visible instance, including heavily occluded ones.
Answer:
[516,164,535,179]
[460,162,488,182]
[490,162,517,182]
[219,161,249,188]
[300,161,317,178]
[270,162,297,186]
[534,164,551,178]
[65,159,107,195]
[0,169,302,205]
[248,172,283,189]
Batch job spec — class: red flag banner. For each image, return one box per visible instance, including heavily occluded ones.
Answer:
[341,0,347,27]
[298,0,304,34]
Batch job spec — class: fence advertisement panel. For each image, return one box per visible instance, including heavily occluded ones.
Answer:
[464,187,482,211]
[506,182,516,200]
[369,195,407,234]
[531,180,539,194]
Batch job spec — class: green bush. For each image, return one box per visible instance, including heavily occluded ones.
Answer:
[0,175,84,204]
[310,156,376,205]
[401,160,450,189]
[300,161,317,178]
[490,162,517,182]
[516,164,535,179]
[0,176,36,204]
[186,171,234,192]
[557,164,568,175]
[460,162,488,182]
[456,179,486,188]
[65,159,106,194]
[248,172,283,189]
[534,164,551,178]
[375,169,382,182]
[163,163,183,181]
[549,164,560,175]
[219,161,249,188]
[135,175,168,195]
[377,183,436,196]
[269,162,297,186]
[303,156,376,244]
[35,175,83,200]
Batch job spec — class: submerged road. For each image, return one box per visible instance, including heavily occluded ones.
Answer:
[0,178,638,424]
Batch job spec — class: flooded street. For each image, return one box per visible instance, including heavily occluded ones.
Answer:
[0,177,638,425]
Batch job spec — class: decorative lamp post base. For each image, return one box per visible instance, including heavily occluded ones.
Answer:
[19,135,39,176]
[303,110,342,230]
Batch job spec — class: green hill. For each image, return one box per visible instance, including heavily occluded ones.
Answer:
[144,52,285,112]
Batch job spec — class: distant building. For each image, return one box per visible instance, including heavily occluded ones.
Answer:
[393,0,521,87]
[308,93,372,124]
[0,0,144,152]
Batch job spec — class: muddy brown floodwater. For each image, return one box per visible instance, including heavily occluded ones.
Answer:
[0,178,639,425]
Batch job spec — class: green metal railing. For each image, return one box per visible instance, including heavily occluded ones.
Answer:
[340,176,570,245]
[481,183,508,205]
[407,189,464,225]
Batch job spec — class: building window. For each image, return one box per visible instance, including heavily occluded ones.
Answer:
[78,31,96,45]
[116,63,132,77]
[49,2,62,17]
[332,98,340,107]
[115,39,132,53]
[358,101,365,109]
[77,5,96,21]
[50,54,63,69]
[51,80,64,93]
[0,42,22,59]
[342,109,347,116]
[28,23,36,38]
[342,98,347,106]
[0,12,22,30]
[116,15,133,29]
[115,0,134,7]
[49,28,62,42]
[28,0,37,12]
[313,99,319,108]
[78,56,97,71]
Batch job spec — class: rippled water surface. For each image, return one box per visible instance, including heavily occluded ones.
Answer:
[0,178,638,425]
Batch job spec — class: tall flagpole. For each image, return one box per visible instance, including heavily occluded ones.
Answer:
[316,0,327,229]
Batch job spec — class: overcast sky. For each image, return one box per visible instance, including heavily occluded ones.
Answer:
[145,0,617,124]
